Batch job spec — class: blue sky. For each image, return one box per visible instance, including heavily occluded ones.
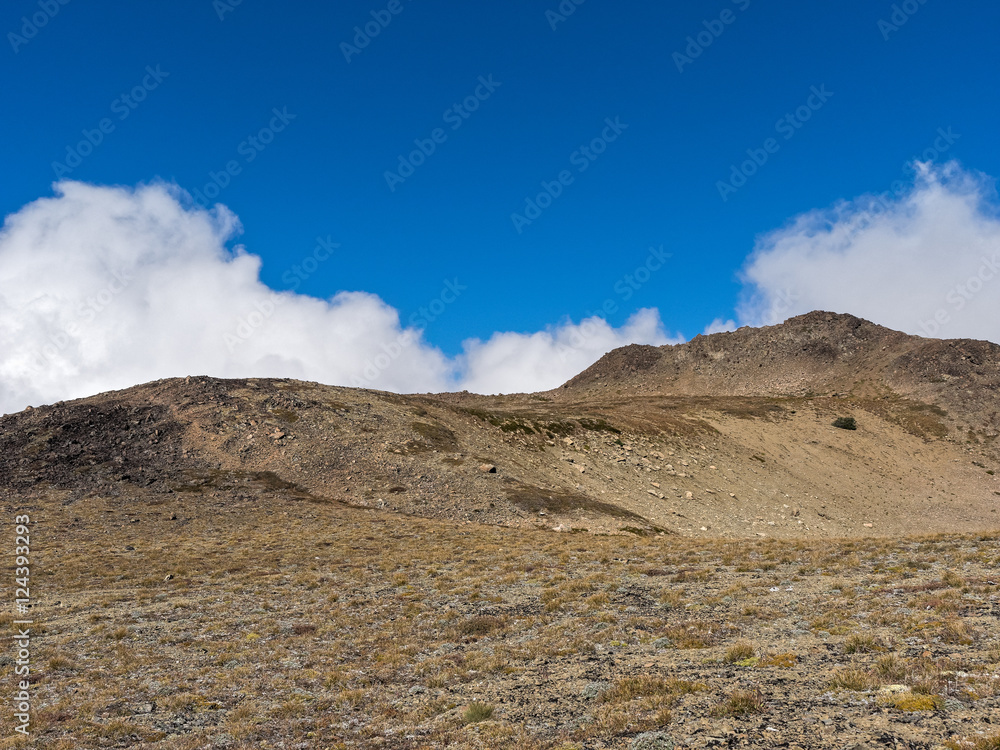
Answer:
[2,0,1000,408]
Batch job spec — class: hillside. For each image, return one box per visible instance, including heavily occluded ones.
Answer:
[563,311,1000,442]
[3,312,998,540]
[5,311,1000,749]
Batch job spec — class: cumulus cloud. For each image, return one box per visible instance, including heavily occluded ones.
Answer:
[0,181,679,413]
[738,161,1000,342]
[458,308,678,395]
[703,318,737,335]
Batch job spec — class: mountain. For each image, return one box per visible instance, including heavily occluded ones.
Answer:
[3,311,997,540]
[563,310,1000,441]
[8,311,1000,749]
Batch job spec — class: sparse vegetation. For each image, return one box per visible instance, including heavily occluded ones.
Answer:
[723,641,756,663]
[713,688,766,716]
[829,667,878,691]
[844,632,886,654]
[4,347,1000,748]
[832,416,857,430]
[461,701,495,724]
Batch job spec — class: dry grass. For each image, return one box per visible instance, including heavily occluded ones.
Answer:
[461,702,495,724]
[723,641,756,663]
[843,632,889,654]
[757,652,798,668]
[945,733,1000,750]
[660,620,738,649]
[17,477,1000,749]
[829,667,879,692]
[712,688,766,717]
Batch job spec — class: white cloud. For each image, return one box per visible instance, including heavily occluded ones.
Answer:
[11,164,996,415]
[739,161,1000,342]
[458,308,679,395]
[0,181,680,413]
[703,318,737,335]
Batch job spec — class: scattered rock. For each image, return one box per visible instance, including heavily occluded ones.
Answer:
[581,681,608,699]
[478,463,497,473]
[630,731,675,750]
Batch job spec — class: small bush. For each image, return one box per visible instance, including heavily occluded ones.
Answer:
[882,692,944,712]
[723,642,756,664]
[462,701,495,724]
[713,688,765,717]
[833,417,857,430]
[829,667,877,691]
[758,652,798,668]
[874,654,907,681]
[844,633,885,654]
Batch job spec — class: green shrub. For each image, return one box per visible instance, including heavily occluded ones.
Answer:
[461,702,495,724]
[832,417,857,430]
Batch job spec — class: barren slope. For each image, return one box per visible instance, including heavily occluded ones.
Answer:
[3,312,998,539]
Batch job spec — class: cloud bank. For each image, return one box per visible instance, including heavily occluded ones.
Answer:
[4,164,999,414]
[0,181,678,413]
[739,162,1000,341]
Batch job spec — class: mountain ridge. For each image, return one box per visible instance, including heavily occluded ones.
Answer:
[3,311,998,540]
[559,311,1000,441]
